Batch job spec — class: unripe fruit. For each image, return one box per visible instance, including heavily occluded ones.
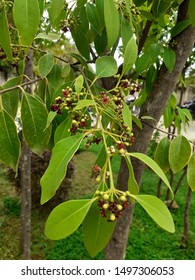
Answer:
[120,195,127,202]
[103,203,109,210]
[110,213,116,221]
[103,194,109,200]
[117,204,123,211]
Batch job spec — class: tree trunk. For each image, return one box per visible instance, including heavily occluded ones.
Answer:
[105,1,195,259]
[180,187,192,248]
[19,50,33,259]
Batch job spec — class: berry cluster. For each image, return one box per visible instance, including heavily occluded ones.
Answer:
[70,112,90,133]
[60,14,81,33]
[96,191,130,222]
[85,136,103,148]
[120,79,140,95]
[100,91,110,105]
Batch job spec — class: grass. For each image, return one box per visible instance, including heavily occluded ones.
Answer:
[0,142,195,260]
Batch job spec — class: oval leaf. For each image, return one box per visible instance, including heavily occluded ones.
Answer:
[74,74,84,94]
[133,195,175,233]
[45,199,93,240]
[122,37,138,74]
[40,134,84,204]
[96,56,118,78]
[187,152,195,191]
[169,135,191,173]
[154,137,170,173]
[163,47,176,73]
[189,0,195,26]
[104,0,120,49]
[35,32,60,41]
[83,202,116,257]
[130,152,173,195]
[49,0,64,24]
[0,110,20,171]
[21,93,51,155]
[13,0,40,46]
[38,54,54,78]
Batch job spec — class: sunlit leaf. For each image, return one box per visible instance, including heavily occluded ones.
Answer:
[133,195,175,233]
[169,135,191,173]
[95,56,118,78]
[13,0,40,46]
[41,134,84,204]
[45,199,93,239]
[38,54,54,78]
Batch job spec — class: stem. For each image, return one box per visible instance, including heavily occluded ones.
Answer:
[0,77,42,95]
[181,186,192,248]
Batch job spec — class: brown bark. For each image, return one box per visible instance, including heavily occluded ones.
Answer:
[19,50,33,259]
[105,1,195,259]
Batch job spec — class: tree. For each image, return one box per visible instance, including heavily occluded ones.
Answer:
[0,0,195,260]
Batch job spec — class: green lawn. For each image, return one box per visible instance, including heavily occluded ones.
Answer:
[0,142,195,260]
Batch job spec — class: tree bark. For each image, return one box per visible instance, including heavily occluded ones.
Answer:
[19,50,33,259]
[105,1,195,260]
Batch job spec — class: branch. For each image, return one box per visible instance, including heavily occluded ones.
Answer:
[0,77,42,95]
[142,121,195,145]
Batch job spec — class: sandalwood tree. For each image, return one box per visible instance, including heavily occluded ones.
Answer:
[0,0,195,260]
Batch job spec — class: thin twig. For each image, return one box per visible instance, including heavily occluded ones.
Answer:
[0,78,42,95]
[142,120,195,145]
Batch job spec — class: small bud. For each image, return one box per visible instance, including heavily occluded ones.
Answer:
[117,204,123,211]
[103,203,109,210]
[120,195,127,202]
[103,194,109,200]
[109,213,116,221]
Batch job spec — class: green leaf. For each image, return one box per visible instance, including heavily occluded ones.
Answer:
[163,47,175,73]
[38,54,54,78]
[122,102,132,130]
[133,195,175,233]
[45,199,93,240]
[71,29,90,60]
[13,0,40,46]
[152,0,171,17]
[96,0,105,31]
[61,64,71,78]
[45,111,57,131]
[125,156,139,200]
[95,56,118,78]
[35,32,60,41]
[135,52,151,74]
[130,152,173,195]
[132,115,142,129]
[122,37,138,74]
[187,152,195,191]
[0,109,20,171]
[49,0,64,24]
[86,3,101,35]
[41,134,84,204]
[104,0,120,49]
[121,16,133,52]
[54,117,72,145]
[83,201,116,257]
[0,4,12,60]
[73,100,96,111]
[1,76,21,118]
[21,93,51,155]
[74,75,84,94]
[154,137,170,173]
[77,0,87,7]
[169,135,191,173]
[171,20,191,37]
[47,64,64,90]
[189,0,195,26]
